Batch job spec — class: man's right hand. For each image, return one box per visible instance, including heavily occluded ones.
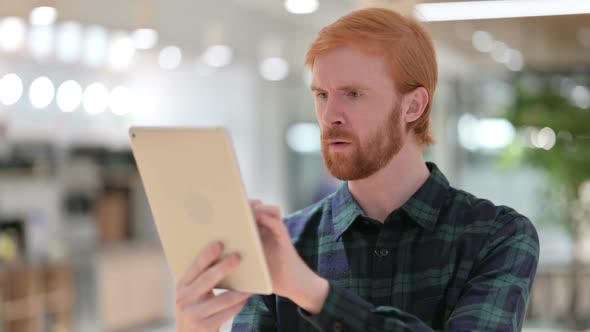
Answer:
[176,241,252,332]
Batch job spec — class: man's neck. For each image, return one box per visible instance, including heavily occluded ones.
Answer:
[347,139,430,222]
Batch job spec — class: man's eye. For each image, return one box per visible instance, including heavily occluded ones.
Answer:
[347,91,361,98]
[316,92,328,99]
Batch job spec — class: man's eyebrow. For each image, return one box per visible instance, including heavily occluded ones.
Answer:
[338,85,368,92]
[310,85,324,92]
[310,84,369,92]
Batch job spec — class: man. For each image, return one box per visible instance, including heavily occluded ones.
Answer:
[175,7,539,332]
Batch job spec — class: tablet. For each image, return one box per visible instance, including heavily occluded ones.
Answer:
[129,126,273,295]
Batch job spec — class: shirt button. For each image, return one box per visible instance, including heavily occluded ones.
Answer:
[332,321,343,332]
[379,248,389,257]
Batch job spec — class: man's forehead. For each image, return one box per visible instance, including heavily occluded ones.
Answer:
[310,48,394,90]
[313,46,386,66]
[310,74,368,91]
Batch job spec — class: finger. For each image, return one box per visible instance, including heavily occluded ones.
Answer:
[179,291,250,329]
[254,205,282,219]
[256,216,290,245]
[194,291,252,319]
[200,297,250,331]
[177,253,241,307]
[255,213,286,239]
[178,241,224,288]
[249,199,262,206]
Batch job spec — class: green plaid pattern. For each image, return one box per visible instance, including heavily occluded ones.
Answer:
[232,162,539,331]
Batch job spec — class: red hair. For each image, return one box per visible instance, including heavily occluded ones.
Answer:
[305,7,437,146]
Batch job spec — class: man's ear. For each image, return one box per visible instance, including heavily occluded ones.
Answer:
[402,87,429,123]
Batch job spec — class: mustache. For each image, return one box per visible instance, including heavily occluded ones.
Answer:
[321,128,356,142]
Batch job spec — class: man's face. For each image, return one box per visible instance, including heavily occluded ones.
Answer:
[311,46,405,181]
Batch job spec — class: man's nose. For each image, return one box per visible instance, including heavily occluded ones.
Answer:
[321,97,345,127]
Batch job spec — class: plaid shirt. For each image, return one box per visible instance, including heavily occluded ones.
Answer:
[232,162,539,331]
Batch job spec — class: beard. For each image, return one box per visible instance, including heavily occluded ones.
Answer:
[321,102,404,181]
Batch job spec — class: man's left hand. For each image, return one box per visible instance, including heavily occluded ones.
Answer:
[249,200,329,314]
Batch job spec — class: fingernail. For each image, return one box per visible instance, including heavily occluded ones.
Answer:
[231,253,241,262]
[213,241,223,251]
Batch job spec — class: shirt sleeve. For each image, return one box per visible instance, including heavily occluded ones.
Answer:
[299,216,540,332]
[231,295,277,332]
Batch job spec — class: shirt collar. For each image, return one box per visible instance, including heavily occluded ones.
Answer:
[331,181,364,240]
[331,162,450,239]
[400,162,450,231]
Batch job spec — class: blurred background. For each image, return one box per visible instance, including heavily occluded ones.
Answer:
[0,0,588,331]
